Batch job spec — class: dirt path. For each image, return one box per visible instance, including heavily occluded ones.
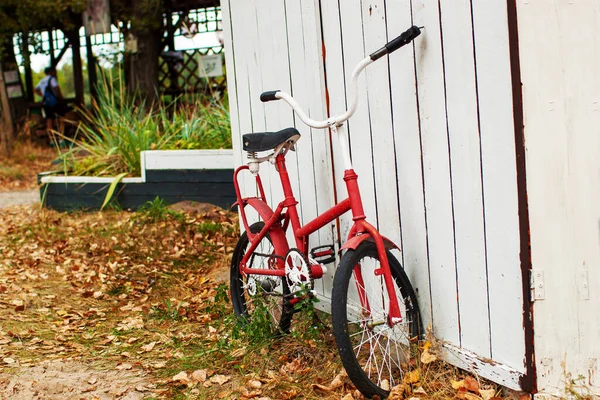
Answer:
[0,190,39,209]
[0,360,152,400]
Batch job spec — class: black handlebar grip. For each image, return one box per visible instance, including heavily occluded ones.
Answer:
[370,26,422,61]
[260,90,281,102]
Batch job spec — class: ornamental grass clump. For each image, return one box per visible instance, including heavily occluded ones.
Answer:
[57,81,231,177]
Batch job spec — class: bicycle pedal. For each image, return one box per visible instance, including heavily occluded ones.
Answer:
[310,245,336,265]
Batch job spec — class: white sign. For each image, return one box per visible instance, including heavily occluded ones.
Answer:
[83,0,111,35]
[198,54,223,78]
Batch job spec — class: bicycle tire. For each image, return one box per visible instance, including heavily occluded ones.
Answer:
[331,242,421,398]
[230,222,293,333]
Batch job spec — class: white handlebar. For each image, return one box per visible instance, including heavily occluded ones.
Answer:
[272,56,374,129]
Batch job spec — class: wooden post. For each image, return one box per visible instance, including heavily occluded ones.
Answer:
[85,35,97,102]
[48,29,56,67]
[166,10,178,91]
[22,33,34,102]
[70,30,84,106]
[0,63,15,155]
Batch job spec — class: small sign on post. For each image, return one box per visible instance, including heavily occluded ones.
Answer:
[83,0,111,35]
[198,54,223,78]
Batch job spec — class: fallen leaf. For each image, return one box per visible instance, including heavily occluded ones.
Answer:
[211,374,231,385]
[141,341,156,352]
[388,384,408,400]
[413,386,427,394]
[452,379,466,390]
[465,393,482,400]
[341,394,355,400]
[312,383,332,392]
[247,379,262,389]
[420,348,437,364]
[191,369,207,383]
[3,357,16,364]
[329,373,344,390]
[381,379,390,391]
[480,389,496,400]
[403,369,420,384]
[230,347,246,358]
[172,371,191,385]
[464,376,480,393]
[81,385,97,393]
[88,376,98,385]
[116,363,132,370]
[135,384,148,392]
[240,388,262,398]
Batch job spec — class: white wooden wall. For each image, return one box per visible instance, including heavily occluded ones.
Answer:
[222,0,529,391]
[517,1,600,398]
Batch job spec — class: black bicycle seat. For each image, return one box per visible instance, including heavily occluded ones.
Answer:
[242,128,301,152]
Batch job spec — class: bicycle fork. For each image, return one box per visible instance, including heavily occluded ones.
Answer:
[344,170,404,327]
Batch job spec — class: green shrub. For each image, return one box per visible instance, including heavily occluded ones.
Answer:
[57,78,231,177]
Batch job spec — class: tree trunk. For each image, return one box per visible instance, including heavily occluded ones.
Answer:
[127,0,163,105]
[0,63,15,157]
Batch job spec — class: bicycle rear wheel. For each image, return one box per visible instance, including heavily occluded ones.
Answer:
[331,242,421,398]
[230,222,292,333]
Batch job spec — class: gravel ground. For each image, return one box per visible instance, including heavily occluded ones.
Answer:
[0,190,39,209]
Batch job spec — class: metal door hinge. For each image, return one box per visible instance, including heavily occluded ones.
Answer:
[530,270,545,301]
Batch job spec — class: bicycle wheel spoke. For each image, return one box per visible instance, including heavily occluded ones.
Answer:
[332,242,421,398]
[230,222,292,334]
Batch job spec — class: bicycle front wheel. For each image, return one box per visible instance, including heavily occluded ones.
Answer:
[230,222,292,333]
[331,242,421,398]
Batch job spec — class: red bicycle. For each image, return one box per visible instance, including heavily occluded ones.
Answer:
[230,26,423,398]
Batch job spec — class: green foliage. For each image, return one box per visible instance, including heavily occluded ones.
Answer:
[55,75,232,177]
[150,298,184,322]
[137,197,185,222]
[0,0,86,38]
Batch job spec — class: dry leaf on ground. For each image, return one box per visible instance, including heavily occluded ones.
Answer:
[172,371,190,385]
[480,388,496,400]
[452,379,466,390]
[403,369,420,384]
[421,347,437,364]
[464,376,480,393]
[210,374,231,385]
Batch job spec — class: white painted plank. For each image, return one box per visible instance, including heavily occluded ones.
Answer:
[318,0,355,303]
[41,176,144,184]
[412,0,460,345]
[441,343,522,391]
[285,0,337,299]
[439,0,490,357]
[255,0,296,214]
[254,0,299,253]
[302,0,337,301]
[221,0,242,170]
[319,0,354,248]
[227,1,262,226]
[360,0,402,247]
[472,0,524,370]
[143,150,234,170]
[338,0,378,231]
[385,0,433,331]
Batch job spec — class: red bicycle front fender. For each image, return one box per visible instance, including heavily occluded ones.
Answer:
[340,233,400,253]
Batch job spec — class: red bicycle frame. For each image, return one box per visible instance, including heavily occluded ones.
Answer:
[233,151,403,323]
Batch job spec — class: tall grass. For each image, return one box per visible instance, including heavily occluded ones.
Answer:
[57,79,231,177]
